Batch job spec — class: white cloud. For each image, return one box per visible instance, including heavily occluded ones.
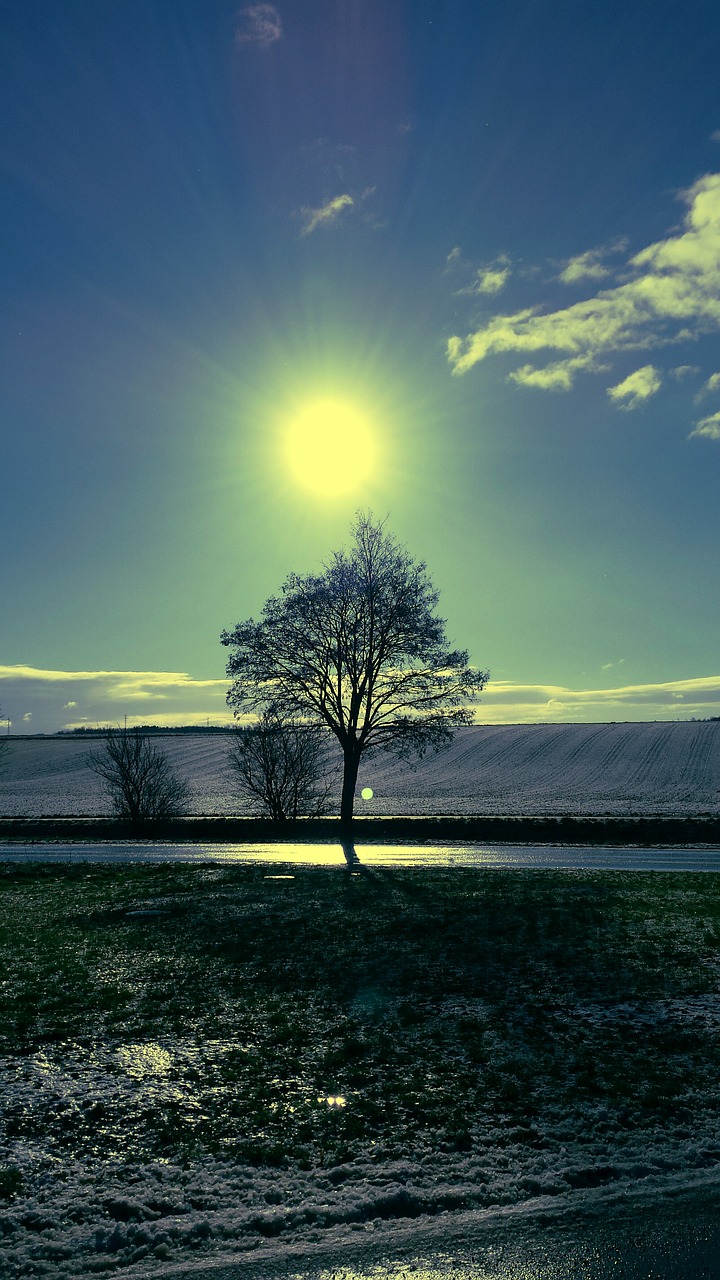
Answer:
[509,353,607,391]
[0,665,225,690]
[557,239,627,284]
[711,129,720,143]
[448,173,720,383]
[558,251,609,284]
[300,194,354,236]
[474,269,509,295]
[689,410,720,440]
[446,250,511,295]
[477,674,720,723]
[607,364,662,409]
[694,370,720,400]
[472,260,511,295]
[670,364,700,380]
[2,665,719,732]
[22,712,32,722]
[451,255,512,296]
[0,666,232,735]
[235,4,282,47]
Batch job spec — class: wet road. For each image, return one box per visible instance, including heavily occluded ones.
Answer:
[1,840,720,870]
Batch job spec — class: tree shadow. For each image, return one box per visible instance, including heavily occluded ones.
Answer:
[341,838,361,870]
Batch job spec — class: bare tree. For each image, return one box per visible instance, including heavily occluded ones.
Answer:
[87,727,189,827]
[228,706,335,820]
[221,512,488,843]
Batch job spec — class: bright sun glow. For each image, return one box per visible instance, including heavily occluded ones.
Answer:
[285,399,376,495]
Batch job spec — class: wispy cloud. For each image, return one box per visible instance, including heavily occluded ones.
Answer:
[558,251,609,284]
[235,4,282,48]
[558,239,627,285]
[471,258,511,295]
[300,194,354,236]
[510,353,607,391]
[607,364,662,409]
[448,173,720,388]
[689,410,720,440]
[446,250,511,296]
[694,370,720,400]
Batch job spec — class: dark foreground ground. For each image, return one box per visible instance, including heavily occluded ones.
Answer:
[1,861,720,1277]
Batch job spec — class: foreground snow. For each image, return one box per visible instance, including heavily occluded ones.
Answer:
[2,994,720,1276]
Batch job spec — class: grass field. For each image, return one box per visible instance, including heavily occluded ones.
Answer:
[1,861,720,1275]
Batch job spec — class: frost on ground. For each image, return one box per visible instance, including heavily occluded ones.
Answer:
[1,721,719,817]
[2,1011,720,1277]
[2,862,720,1275]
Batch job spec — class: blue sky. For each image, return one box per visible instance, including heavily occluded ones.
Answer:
[2,0,720,732]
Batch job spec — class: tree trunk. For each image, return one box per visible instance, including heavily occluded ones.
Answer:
[341,838,361,869]
[340,745,361,833]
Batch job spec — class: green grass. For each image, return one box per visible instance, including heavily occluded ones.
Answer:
[1,861,720,1173]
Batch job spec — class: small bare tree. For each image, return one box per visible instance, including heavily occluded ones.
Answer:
[87,727,189,827]
[228,707,335,820]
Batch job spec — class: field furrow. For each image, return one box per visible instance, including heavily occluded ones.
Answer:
[1,722,718,817]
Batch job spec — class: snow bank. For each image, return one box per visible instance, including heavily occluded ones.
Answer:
[2,1008,720,1276]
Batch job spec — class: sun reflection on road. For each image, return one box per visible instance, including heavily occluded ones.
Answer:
[315,1263,549,1280]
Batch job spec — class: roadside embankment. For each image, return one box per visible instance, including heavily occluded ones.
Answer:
[1,814,719,843]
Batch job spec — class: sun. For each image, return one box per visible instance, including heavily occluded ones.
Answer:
[284,398,376,495]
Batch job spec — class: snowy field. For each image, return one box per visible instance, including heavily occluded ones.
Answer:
[1,720,719,817]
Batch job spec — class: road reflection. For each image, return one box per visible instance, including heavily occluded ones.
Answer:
[1,841,720,870]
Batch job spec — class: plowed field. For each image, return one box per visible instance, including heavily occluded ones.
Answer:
[1,721,718,816]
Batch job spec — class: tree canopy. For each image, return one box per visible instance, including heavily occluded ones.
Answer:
[221,513,488,832]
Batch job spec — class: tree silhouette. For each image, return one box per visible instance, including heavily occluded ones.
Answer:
[221,513,487,847]
[228,706,336,820]
[87,727,189,827]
